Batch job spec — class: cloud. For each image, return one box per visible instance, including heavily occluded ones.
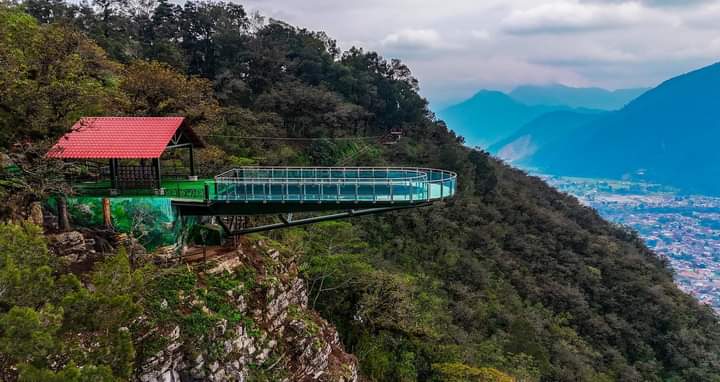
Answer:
[501,1,645,34]
[582,0,713,7]
[240,0,720,107]
[470,29,491,41]
[381,28,445,50]
[532,48,639,66]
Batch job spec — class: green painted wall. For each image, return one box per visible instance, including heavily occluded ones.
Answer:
[65,197,180,249]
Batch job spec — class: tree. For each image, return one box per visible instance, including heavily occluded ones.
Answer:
[0,222,145,380]
[0,142,74,220]
[253,81,367,138]
[179,1,248,78]
[0,305,63,369]
[18,362,118,382]
[0,223,55,308]
[0,6,122,145]
[120,60,220,133]
[432,363,514,382]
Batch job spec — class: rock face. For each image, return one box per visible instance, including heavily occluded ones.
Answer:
[136,239,358,382]
[46,230,95,267]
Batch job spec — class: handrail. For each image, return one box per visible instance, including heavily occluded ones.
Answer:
[215,167,454,181]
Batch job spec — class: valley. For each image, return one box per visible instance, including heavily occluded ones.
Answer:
[547,176,720,311]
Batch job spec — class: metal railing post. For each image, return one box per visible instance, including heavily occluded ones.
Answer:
[389,179,393,202]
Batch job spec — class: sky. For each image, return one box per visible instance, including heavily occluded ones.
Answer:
[242,0,720,108]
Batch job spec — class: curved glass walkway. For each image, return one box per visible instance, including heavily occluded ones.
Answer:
[212,167,457,203]
[169,167,457,217]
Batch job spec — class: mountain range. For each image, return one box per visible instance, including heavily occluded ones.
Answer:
[489,110,604,163]
[524,62,720,195]
[509,84,647,110]
[442,63,720,195]
[437,90,569,147]
[438,84,644,148]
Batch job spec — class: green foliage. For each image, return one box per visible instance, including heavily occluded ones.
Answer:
[0,223,146,379]
[0,223,55,308]
[0,305,62,367]
[141,265,258,361]
[432,363,514,382]
[0,6,121,145]
[0,222,50,269]
[18,362,118,382]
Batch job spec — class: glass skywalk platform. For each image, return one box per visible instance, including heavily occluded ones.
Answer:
[213,167,456,203]
[171,167,457,216]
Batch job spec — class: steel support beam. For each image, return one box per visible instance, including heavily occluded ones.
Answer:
[230,204,430,235]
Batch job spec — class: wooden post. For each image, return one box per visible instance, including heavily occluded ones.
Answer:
[152,158,162,190]
[189,145,195,176]
[57,196,70,231]
[102,198,113,228]
[109,158,118,190]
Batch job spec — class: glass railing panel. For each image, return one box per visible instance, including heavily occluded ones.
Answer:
[211,167,456,203]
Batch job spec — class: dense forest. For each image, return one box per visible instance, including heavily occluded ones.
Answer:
[1,0,720,381]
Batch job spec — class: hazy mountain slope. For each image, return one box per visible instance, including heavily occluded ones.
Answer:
[528,62,720,195]
[509,84,648,110]
[437,90,565,147]
[489,110,605,162]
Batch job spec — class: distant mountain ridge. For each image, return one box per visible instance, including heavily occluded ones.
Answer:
[509,84,648,110]
[524,61,720,195]
[490,110,605,163]
[438,85,644,148]
[437,90,569,148]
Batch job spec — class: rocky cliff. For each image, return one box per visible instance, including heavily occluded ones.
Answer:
[135,237,358,382]
[47,230,358,382]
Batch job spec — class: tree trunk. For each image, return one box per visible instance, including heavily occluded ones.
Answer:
[102,198,113,228]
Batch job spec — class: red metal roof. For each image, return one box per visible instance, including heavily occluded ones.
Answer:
[46,117,196,159]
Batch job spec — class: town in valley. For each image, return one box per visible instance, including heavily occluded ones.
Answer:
[546,176,720,311]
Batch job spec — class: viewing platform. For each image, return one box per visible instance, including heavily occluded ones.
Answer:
[171,166,457,215]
